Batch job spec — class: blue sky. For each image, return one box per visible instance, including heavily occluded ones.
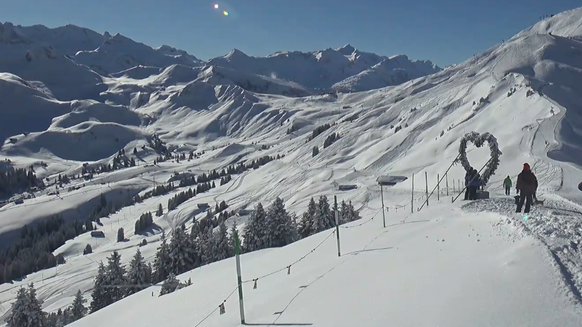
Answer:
[1,0,580,67]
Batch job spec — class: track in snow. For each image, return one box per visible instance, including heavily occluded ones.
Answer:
[462,197,582,304]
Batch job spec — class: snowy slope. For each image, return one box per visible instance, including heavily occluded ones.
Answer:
[1,6,582,327]
[331,55,441,92]
[64,202,582,327]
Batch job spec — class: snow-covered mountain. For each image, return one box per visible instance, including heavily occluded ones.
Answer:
[1,6,582,327]
[209,45,441,91]
[0,21,441,99]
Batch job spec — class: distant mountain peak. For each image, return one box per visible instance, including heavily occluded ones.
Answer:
[337,44,356,55]
[0,22,32,45]
[225,48,248,60]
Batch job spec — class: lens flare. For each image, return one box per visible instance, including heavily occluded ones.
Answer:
[223,11,229,16]
[214,4,218,9]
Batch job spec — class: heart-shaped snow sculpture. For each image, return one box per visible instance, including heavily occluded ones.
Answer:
[457,131,502,185]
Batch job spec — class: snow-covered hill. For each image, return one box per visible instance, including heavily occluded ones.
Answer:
[1,6,582,327]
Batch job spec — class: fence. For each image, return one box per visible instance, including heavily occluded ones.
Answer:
[191,197,394,326]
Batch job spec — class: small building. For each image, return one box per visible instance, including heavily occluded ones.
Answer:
[338,185,357,191]
[13,198,24,205]
[197,203,210,209]
[91,231,105,238]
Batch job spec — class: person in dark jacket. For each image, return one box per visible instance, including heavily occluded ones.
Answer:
[464,168,473,200]
[468,169,482,200]
[516,163,538,213]
[503,176,512,195]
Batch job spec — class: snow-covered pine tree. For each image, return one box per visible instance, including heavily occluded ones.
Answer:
[90,262,107,313]
[347,201,360,222]
[200,227,217,264]
[6,287,30,327]
[64,308,76,326]
[299,197,317,237]
[117,227,125,242]
[46,311,59,327]
[314,195,333,232]
[127,248,152,296]
[153,232,171,283]
[56,308,71,327]
[187,224,201,268]
[339,200,349,224]
[214,221,232,260]
[242,202,267,251]
[191,218,201,239]
[228,220,239,253]
[168,226,194,275]
[159,273,187,296]
[265,197,298,248]
[25,283,44,327]
[104,251,127,305]
[70,289,87,321]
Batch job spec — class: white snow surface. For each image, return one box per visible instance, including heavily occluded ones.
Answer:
[0,6,582,327]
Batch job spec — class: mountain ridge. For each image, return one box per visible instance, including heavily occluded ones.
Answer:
[0,20,441,95]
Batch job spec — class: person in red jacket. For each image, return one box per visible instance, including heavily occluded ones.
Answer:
[516,163,538,213]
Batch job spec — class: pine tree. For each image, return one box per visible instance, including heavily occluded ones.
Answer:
[200,227,217,264]
[90,262,107,313]
[168,226,194,275]
[339,200,350,224]
[25,283,44,327]
[156,203,163,217]
[6,287,30,327]
[117,227,125,242]
[159,273,186,296]
[153,232,171,283]
[347,201,361,221]
[314,195,333,232]
[264,197,298,248]
[299,197,317,237]
[71,290,87,321]
[191,218,201,239]
[242,202,267,251]
[228,221,239,253]
[127,248,151,296]
[214,221,231,260]
[188,223,201,268]
[103,251,127,305]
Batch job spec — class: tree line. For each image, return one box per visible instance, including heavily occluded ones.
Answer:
[6,282,88,327]
[6,194,362,326]
[0,166,44,199]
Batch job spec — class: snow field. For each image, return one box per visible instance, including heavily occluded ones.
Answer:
[67,202,582,327]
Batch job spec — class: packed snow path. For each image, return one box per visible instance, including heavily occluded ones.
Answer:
[463,196,582,304]
[68,203,582,327]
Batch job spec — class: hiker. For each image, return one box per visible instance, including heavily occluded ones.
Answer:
[516,163,538,213]
[503,176,512,195]
[464,168,473,200]
[468,169,482,200]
